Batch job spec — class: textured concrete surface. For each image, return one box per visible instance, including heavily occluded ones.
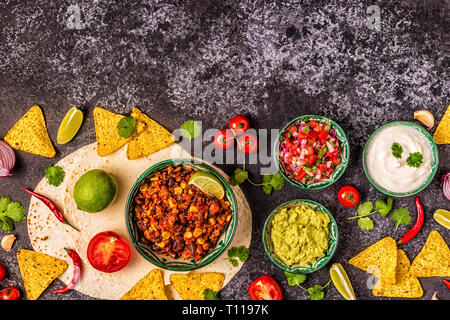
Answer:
[0,1,449,300]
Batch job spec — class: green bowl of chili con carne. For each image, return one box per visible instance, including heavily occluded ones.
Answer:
[125,158,238,271]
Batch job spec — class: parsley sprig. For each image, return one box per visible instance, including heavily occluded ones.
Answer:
[225,246,250,267]
[391,142,403,159]
[203,289,220,300]
[44,165,65,187]
[406,152,424,168]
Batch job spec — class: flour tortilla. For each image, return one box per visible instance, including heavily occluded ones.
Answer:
[27,142,252,300]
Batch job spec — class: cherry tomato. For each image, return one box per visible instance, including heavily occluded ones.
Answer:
[338,185,360,207]
[0,264,6,281]
[87,231,131,273]
[0,286,20,300]
[248,275,282,300]
[229,115,250,135]
[237,133,258,154]
[214,129,234,150]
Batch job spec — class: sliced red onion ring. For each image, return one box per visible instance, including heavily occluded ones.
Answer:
[0,140,15,177]
[443,171,450,201]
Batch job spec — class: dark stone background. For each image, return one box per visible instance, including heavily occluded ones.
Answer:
[0,0,448,300]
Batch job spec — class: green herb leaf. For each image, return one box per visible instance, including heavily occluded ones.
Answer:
[44,165,65,187]
[307,285,325,300]
[117,116,137,138]
[357,201,373,216]
[406,152,423,168]
[226,246,250,266]
[391,208,411,230]
[376,197,393,218]
[230,168,249,186]
[261,173,285,194]
[180,120,202,140]
[284,272,307,287]
[0,196,25,231]
[391,142,403,159]
[203,289,220,300]
[358,217,374,231]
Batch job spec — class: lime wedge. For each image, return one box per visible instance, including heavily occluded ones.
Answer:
[433,209,450,230]
[188,172,225,199]
[57,107,84,144]
[330,263,356,300]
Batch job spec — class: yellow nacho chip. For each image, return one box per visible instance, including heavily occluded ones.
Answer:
[17,249,68,300]
[373,249,423,298]
[93,107,146,157]
[410,230,450,277]
[169,272,225,300]
[126,107,175,160]
[349,237,397,286]
[120,269,168,300]
[433,105,450,144]
[4,105,56,157]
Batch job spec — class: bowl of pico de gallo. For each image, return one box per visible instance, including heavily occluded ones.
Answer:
[274,115,350,190]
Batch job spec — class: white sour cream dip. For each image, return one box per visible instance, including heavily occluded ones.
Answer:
[365,125,432,193]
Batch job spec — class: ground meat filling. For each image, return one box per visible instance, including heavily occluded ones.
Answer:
[134,165,232,261]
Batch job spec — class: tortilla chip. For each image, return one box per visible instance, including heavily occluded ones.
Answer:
[93,107,146,157]
[17,249,68,300]
[433,105,450,144]
[373,249,423,298]
[119,269,168,300]
[169,272,225,300]
[410,230,450,277]
[4,105,56,157]
[349,237,397,286]
[126,108,175,160]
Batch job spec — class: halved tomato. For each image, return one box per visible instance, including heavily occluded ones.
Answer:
[87,231,131,273]
[248,275,282,300]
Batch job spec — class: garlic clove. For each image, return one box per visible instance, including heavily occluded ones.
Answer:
[1,234,16,251]
[431,292,439,300]
[414,110,435,129]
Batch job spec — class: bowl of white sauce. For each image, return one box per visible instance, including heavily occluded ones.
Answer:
[363,121,439,197]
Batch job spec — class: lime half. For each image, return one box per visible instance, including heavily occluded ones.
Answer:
[57,107,84,144]
[330,263,356,300]
[433,209,450,230]
[188,172,225,199]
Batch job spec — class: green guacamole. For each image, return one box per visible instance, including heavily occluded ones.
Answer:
[270,204,330,266]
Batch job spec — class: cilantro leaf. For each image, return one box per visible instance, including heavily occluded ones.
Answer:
[357,201,373,216]
[406,152,423,168]
[225,246,250,266]
[376,197,393,217]
[391,208,411,230]
[261,174,285,195]
[180,120,201,140]
[0,196,25,231]
[391,142,403,159]
[230,168,248,186]
[358,217,374,231]
[203,289,220,300]
[307,285,325,300]
[284,272,307,287]
[44,165,65,187]
[117,116,137,138]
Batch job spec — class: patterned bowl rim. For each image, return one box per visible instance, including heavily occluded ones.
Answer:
[362,121,439,197]
[125,158,238,271]
[274,115,350,190]
[262,199,339,274]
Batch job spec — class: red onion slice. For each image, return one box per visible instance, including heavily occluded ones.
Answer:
[443,172,450,201]
[0,140,15,177]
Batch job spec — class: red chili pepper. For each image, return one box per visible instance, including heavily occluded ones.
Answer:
[398,196,424,245]
[22,188,79,231]
[443,279,450,290]
[54,248,82,294]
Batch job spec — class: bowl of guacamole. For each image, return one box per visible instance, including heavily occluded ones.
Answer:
[262,199,338,274]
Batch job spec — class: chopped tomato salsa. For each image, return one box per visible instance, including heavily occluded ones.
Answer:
[280,119,341,184]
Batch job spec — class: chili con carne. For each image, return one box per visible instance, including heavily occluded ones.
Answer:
[398,196,424,245]
[22,188,79,231]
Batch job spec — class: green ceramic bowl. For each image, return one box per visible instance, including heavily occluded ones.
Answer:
[362,121,439,197]
[274,115,350,190]
[125,158,238,271]
[262,199,338,274]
